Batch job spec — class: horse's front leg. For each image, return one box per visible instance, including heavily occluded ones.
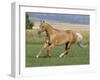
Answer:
[47,44,54,57]
[36,42,49,58]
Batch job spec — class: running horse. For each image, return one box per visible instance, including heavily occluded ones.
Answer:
[36,21,86,58]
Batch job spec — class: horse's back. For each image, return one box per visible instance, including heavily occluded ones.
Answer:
[65,30,72,33]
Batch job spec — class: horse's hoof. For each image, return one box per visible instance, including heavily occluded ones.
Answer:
[36,55,39,58]
[59,55,63,58]
[59,56,62,58]
[48,55,52,57]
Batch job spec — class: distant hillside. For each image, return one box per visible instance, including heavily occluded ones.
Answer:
[27,12,90,25]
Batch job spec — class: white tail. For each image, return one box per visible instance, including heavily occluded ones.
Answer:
[78,41,88,48]
[76,32,88,48]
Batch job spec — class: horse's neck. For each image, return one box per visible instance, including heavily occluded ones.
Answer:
[45,24,56,37]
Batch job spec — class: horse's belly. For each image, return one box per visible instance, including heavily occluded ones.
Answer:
[56,40,67,45]
[54,36,68,45]
[49,33,71,45]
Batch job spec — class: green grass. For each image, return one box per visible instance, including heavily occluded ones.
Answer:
[26,29,89,67]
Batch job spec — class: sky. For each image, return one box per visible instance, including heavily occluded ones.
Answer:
[26,12,90,25]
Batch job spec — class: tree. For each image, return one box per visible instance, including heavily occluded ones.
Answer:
[26,13,34,29]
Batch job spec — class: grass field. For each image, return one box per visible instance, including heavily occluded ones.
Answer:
[26,23,89,67]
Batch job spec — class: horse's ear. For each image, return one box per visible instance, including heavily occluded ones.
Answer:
[43,20,45,23]
[40,20,42,23]
[40,20,45,23]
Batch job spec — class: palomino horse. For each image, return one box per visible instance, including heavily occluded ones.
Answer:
[36,21,86,58]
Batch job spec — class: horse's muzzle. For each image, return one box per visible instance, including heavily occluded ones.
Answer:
[38,30,43,34]
[38,30,41,35]
[38,30,43,37]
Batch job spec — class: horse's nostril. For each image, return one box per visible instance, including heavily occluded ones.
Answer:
[38,31,42,37]
[38,31,40,34]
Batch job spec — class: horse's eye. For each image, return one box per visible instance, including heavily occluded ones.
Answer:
[42,26,44,28]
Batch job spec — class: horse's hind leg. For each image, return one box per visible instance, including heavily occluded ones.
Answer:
[36,42,49,58]
[65,42,71,55]
[59,50,68,58]
[59,42,71,58]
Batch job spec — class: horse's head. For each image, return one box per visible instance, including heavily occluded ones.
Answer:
[38,20,47,34]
